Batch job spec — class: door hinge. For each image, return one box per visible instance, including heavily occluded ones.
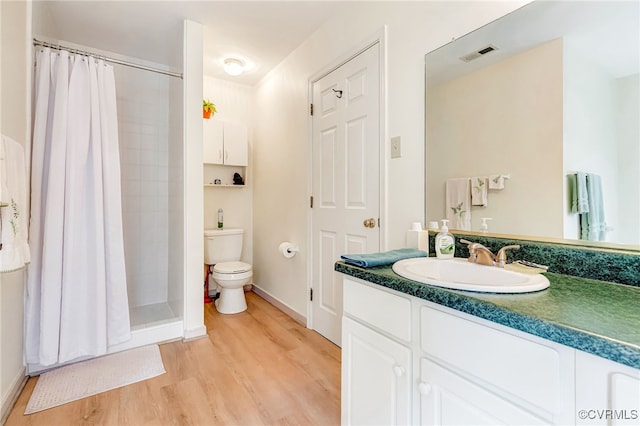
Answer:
[310,103,314,116]
[309,288,313,301]
[310,196,314,208]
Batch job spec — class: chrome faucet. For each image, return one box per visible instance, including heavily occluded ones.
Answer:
[460,239,521,268]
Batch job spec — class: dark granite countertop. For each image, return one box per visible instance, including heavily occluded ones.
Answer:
[336,260,640,369]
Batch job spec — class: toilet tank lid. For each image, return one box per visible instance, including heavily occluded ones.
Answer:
[204,228,244,237]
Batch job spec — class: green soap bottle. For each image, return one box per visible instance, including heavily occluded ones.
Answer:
[435,219,455,259]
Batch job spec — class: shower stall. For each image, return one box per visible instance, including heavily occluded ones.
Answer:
[108,59,185,352]
[25,42,187,373]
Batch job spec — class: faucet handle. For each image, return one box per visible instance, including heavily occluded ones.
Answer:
[460,239,493,263]
[496,245,520,267]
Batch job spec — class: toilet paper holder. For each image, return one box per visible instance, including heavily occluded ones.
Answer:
[279,242,299,258]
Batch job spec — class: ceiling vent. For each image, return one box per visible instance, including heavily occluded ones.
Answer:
[459,45,499,63]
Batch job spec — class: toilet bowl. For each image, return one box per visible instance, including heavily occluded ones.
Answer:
[204,228,252,314]
[211,261,252,314]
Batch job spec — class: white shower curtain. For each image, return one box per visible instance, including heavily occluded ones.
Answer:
[25,47,131,366]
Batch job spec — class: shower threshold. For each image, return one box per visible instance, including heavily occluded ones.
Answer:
[130,302,180,330]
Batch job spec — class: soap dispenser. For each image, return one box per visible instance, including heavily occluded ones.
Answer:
[480,217,493,233]
[435,219,455,259]
[217,208,224,229]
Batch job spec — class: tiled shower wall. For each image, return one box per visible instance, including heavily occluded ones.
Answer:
[115,65,172,308]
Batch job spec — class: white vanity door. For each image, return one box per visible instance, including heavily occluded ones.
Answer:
[342,316,411,425]
[576,350,640,426]
[419,357,548,426]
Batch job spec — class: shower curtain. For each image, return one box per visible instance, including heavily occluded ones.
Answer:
[25,47,131,366]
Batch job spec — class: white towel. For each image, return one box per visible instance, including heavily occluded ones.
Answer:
[445,178,471,230]
[489,174,505,190]
[471,176,488,206]
[0,135,31,272]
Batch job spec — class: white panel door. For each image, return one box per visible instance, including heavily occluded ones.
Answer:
[342,317,412,426]
[311,43,380,345]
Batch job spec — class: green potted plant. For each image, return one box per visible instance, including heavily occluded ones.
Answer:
[203,99,217,119]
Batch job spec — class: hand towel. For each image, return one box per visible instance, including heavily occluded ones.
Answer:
[445,178,471,230]
[574,172,590,214]
[489,174,505,190]
[580,173,606,241]
[0,135,31,272]
[340,248,427,268]
[471,176,488,206]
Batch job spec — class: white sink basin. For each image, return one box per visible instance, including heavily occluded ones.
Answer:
[392,258,549,293]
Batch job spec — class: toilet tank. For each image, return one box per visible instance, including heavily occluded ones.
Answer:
[204,228,244,265]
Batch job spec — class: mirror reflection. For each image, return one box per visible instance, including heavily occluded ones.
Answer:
[426,0,639,249]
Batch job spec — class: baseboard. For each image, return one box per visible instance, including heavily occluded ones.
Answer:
[251,285,306,326]
[183,325,207,341]
[1,367,27,425]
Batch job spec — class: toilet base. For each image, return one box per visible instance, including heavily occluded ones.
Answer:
[214,287,247,314]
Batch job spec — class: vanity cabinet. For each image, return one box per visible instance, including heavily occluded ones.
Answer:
[342,279,412,425]
[419,305,574,425]
[341,276,579,425]
[203,119,248,166]
[576,351,640,426]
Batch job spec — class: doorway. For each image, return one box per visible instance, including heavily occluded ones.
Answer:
[309,41,383,346]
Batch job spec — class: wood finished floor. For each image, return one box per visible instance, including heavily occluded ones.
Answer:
[5,292,341,425]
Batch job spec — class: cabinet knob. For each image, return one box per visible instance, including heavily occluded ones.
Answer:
[393,365,405,377]
[418,382,432,396]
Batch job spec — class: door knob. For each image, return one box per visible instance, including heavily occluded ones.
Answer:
[363,218,376,228]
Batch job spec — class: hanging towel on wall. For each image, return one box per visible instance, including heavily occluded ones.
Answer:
[0,135,31,272]
[471,176,488,206]
[580,173,606,241]
[572,172,590,214]
[488,174,505,190]
[445,178,471,230]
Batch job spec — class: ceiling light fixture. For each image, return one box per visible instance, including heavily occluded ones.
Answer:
[224,58,245,76]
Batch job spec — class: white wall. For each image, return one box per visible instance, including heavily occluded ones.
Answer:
[182,20,206,339]
[252,1,529,316]
[202,77,254,265]
[428,39,564,237]
[1,0,30,421]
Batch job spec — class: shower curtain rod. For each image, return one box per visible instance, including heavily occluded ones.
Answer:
[33,38,183,79]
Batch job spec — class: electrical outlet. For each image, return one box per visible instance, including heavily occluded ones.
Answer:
[391,136,401,158]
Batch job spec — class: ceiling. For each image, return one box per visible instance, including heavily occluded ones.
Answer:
[36,1,352,86]
[427,0,640,86]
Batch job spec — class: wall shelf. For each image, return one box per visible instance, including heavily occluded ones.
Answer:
[204,184,246,188]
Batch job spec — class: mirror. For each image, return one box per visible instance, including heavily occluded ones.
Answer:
[425,0,639,251]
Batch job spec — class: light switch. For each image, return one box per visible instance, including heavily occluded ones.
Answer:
[391,136,401,158]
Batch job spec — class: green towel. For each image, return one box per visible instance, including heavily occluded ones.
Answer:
[341,248,427,268]
[581,173,606,241]
[568,172,589,214]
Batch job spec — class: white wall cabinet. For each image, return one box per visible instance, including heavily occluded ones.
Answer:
[203,119,248,166]
[341,276,640,426]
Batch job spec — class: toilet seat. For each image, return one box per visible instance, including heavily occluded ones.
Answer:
[213,261,252,274]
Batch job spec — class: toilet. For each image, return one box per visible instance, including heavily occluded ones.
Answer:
[204,228,252,314]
